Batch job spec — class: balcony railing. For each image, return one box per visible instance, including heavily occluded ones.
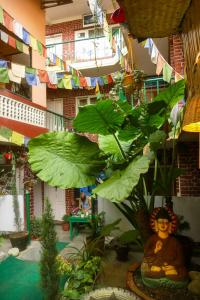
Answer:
[143,77,168,102]
[0,94,46,128]
[47,36,117,65]
[0,92,72,132]
[46,110,73,132]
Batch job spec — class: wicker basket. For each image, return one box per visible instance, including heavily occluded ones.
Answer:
[82,287,140,300]
[182,96,200,132]
[118,0,191,38]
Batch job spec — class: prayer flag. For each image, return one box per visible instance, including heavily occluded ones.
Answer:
[0,60,7,68]
[37,40,43,56]
[48,71,58,84]
[11,63,25,78]
[25,67,36,74]
[22,29,30,45]
[25,72,37,85]
[163,63,173,83]
[63,76,72,89]
[30,35,38,50]
[73,76,80,87]
[47,82,57,89]
[102,76,108,85]
[97,77,104,86]
[151,44,159,64]
[3,10,13,31]
[79,76,88,88]
[22,44,29,55]
[16,40,23,52]
[175,72,183,82]
[8,70,21,84]
[13,21,23,39]
[11,131,24,146]
[0,6,3,24]
[57,78,64,89]
[156,54,165,75]
[0,67,9,83]
[8,36,16,48]
[38,70,49,83]
[85,77,91,87]
[95,82,101,100]
[0,30,8,43]
[107,75,113,84]
[90,77,97,87]
[43,45,47,58]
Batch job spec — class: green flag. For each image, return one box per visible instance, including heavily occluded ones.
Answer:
[0,68,9,83]
[16,40,23,52]
[25,67,36,74]
[37,40,43,56]
[0,6,3,24]
[57,78,64,88]
[163,63,173,83]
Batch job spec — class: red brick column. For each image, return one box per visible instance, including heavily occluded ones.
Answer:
[169,34,184,75]
[176,142,200,196]
[65,189,75,215]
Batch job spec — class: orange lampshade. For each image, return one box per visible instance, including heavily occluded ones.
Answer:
[182,96,200,132]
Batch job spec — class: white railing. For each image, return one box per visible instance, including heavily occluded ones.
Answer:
[0,95,46,128]
[0,94,72,132]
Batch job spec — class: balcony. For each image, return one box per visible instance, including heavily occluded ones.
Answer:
[143,77,168,102]
[46,32,125,75]
[0,89,70,138]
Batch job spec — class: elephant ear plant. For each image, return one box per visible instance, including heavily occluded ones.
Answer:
[28,80,185,245]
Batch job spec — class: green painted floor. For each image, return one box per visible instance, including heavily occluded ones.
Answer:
[0,256,43,300]
[0,242,68,300]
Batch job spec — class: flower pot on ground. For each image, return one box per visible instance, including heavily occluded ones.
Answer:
[9,153,29,251]
[86,213,121,257]
[112,230,141,262]
[9,231,29,251]
[62,214,70,231]
[30,217,42,240]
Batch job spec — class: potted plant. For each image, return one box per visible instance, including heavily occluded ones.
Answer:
[62,255,101,300]
[30,217,42,239]
[86,213,121,256]
[62,214,70,231]
[112,230,142,261]
[9,153,29,251]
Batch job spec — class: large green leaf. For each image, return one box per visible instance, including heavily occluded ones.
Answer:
[98,134,131,162]
[93,156,150,202]
[118,125,141,141]
[154,80,185,109]
[73,99,125,135]
[149,130,166,152]
[28,132,106,188]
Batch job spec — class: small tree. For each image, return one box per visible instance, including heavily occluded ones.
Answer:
[40,197,60,300]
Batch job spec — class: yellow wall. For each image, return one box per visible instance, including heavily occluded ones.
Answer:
[0,0,45,43]
[0,0,47,107]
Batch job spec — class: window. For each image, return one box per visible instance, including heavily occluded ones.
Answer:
[46,34,63,59]
[75,28,112,61]
[83,14,96,27]
[76,96,97,114]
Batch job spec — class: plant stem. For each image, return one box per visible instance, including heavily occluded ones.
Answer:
[113,132,127,160]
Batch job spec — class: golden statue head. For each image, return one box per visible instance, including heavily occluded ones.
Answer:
[150,207,177,235]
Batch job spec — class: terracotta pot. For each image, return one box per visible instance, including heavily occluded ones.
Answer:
[9,231,29,251]
[62,222,70,231]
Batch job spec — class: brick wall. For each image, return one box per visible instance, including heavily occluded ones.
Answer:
[168,36,200,196]
[46,14,114,61]
[169,34,184,75]
[176,142,200,196]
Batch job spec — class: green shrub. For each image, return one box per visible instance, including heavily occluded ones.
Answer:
[30,217,42,239]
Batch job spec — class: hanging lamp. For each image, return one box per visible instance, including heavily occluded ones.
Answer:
[182,96,200,132]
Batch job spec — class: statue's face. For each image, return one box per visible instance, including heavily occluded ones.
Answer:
[157,218,170,233]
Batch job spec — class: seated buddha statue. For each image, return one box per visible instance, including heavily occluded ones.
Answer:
[141,207,188,288]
